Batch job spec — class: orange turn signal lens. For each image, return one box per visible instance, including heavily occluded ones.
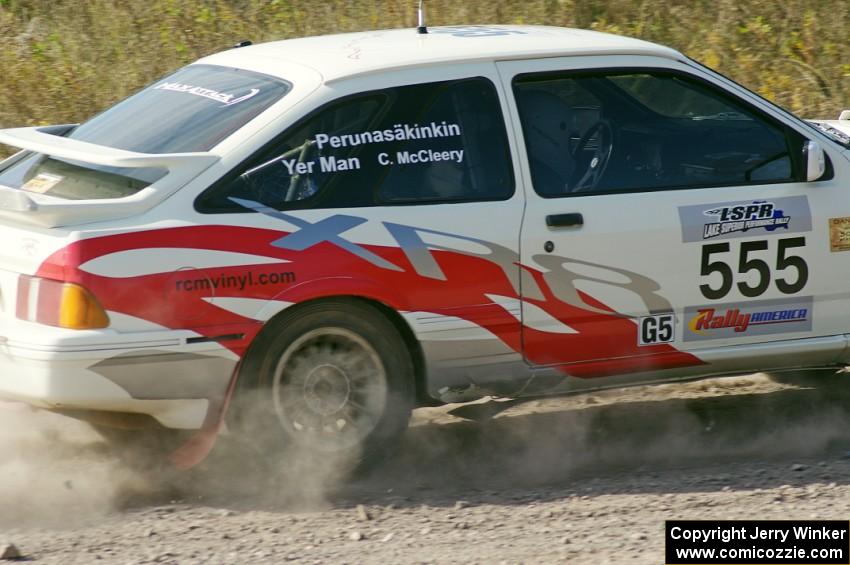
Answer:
[58,282,110,329]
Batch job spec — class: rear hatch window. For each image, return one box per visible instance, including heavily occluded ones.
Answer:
[0,65,290,200]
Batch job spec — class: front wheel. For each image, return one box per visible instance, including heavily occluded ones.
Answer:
[231,300,414,473]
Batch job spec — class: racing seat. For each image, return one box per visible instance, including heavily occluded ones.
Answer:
[515,89,577,196]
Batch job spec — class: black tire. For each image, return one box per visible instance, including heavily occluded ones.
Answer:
[230,299,414,474]
[765,368,847,389]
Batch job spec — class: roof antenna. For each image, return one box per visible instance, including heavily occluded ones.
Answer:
[417,0,428,34]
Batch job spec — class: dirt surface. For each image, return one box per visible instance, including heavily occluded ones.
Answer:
[4,374,850,564]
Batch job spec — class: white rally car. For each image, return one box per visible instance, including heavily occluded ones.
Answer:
[1,24,849,467]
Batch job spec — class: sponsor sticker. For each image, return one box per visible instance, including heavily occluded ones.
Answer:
[678,196,811,243]
[313,121,463,150]
[638,313,676,346]
[828,217,850,252]
[429,25,529,37]
[684,296,812,342]
[264,121,467,180]
[153,81,260,106]
[21,173,63,194]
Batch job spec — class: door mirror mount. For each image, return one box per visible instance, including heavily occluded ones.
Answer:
[804,140,826,182]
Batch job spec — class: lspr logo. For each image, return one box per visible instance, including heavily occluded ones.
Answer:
[678,196,811,243]
[702,201,789,239]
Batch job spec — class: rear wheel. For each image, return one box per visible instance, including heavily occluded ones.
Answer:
[232,300,414,473]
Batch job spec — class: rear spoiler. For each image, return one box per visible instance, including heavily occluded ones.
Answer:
[0,125,220,227]
[840,110,850,121]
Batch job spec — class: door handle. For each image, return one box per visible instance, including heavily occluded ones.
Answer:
[546,213,584,228]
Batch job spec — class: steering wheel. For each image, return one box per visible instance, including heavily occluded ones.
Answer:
[569,120,615,193]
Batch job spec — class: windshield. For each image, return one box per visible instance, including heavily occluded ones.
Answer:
[0,65,291,200]
[686,57,850,150]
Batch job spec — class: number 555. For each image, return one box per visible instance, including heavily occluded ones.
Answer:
[700,237,808,300]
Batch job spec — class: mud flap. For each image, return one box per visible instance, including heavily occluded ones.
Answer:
[168,360,242,470]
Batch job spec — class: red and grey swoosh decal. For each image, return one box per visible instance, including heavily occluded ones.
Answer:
[38,224,702,376]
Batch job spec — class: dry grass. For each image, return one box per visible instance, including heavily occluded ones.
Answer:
[0,0,847,133]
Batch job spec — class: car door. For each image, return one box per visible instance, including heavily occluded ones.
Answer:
[497,55,850,381]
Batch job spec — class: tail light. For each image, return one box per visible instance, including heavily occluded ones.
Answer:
[16,275,109,329]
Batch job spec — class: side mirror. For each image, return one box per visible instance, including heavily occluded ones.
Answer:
[804,140,826,182]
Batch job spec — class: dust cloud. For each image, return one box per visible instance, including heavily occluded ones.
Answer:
[359,374,850,495]
[0,397,355,529]
[198,374,850,507]
[188,387,369,510]
[3,373,850,526]
[0,402,150,528]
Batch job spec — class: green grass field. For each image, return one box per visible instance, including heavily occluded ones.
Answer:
[0,0,847,135]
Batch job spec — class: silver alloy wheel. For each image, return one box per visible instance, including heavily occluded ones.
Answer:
[271,327,388,452]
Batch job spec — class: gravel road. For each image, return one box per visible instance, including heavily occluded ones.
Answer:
[4,374,850,564]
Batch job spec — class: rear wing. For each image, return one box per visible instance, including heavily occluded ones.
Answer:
[0,125,220,227]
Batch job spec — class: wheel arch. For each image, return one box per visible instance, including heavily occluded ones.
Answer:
[238,294,436,408]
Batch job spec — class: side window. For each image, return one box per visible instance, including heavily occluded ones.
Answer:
[513,70,802,197]
[197,77,514,212]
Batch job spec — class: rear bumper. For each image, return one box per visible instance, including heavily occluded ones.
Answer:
[0,328,238,429]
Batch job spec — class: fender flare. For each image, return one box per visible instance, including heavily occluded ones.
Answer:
[255,276,411,322]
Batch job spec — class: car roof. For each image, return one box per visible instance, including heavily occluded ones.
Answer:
[201,25,682,83]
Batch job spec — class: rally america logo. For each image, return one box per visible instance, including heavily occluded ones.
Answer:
[688,306,808,335]
[702,201,790,239]
[683,296,813,342]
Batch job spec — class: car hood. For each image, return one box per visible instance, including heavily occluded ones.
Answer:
[817,119,850,137]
